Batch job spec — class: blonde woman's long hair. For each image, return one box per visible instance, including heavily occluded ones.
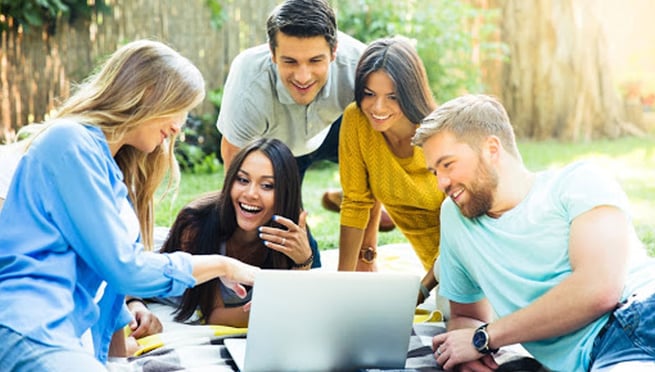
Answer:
[51,39,205,250]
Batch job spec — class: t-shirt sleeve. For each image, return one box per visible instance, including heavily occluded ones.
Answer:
[216,53,268,148]
[438,199,486,304]
[557,161,632,223]
[339,104,376,229]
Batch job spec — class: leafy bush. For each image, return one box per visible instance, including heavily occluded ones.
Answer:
[335,0,505,103]
[0,0,110,34]
[205,0,227,30]
[175,114,222,174]
[174,87,224,174]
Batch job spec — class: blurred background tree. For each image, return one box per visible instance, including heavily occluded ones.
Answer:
[501,0,626,141]
[335,0,504,104]
[2,0,654,148]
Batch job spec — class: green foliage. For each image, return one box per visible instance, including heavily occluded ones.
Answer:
[174,87,224,173]
[335,0,505,103]
[175,114,222,174]
[175,141,221,174]
[207,87,224,110]
[205,0,226,30]
[0,0,110,34]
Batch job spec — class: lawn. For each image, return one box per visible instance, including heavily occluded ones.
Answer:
[155,136,655,256]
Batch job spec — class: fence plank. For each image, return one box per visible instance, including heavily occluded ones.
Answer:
[0,0,278,141]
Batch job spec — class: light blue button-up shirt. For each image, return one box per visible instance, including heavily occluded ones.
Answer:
[0,121,196,363]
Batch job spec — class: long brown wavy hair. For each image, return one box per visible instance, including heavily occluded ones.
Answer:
[49,39,205,249]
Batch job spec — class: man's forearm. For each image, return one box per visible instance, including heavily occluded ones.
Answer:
[447,315,486,331]
[485,273,619,350]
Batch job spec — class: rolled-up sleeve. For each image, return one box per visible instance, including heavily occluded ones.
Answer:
[122,250,196,297]
[339,104,376,229]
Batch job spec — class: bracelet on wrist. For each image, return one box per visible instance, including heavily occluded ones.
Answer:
[291,253,314,268]
[125,297,147,308]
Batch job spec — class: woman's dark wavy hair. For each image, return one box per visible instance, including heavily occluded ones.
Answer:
[160,138,303,322]
[354,37,436,124]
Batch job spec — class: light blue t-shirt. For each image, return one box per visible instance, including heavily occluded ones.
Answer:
[216,31,365,157]
[439,161,655,371]
[0,121,196,363]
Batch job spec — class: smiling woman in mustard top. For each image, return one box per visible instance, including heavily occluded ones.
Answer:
[337,37,446,305]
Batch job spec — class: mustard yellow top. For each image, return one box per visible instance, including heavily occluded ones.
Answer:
[339,102,446,270]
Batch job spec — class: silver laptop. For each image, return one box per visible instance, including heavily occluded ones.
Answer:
[224,270,420,372]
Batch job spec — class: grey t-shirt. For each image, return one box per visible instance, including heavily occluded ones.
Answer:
[216,31,365,157]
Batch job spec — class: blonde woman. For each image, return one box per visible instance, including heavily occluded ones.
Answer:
[0,40,258,371]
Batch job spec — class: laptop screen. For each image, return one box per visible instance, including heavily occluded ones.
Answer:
[227,270,420,371]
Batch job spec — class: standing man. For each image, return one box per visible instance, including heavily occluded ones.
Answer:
[216,0,367,267]
[412,94,655,371]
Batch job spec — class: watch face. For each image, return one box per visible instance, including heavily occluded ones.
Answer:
[473,329,487,349]
[360,247,376,263]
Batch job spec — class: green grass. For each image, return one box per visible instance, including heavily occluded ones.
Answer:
[155,136,655,255]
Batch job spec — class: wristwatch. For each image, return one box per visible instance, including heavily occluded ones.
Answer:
[472,323,498,354]
[359,246,377,264]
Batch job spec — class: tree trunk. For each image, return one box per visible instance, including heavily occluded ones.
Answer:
[501,0,625,141]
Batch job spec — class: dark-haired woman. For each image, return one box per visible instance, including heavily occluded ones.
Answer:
[337,37,446,306]
[160,138,314,327]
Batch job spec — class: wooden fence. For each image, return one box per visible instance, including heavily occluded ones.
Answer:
[0,0,278,141]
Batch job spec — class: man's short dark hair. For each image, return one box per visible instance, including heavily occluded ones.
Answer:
[266,0,338,51]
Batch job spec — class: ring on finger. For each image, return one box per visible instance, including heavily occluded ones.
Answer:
[281,238,286,246]
[436,346,442,356]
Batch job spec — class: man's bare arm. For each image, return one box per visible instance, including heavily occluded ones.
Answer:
[221,136,242,175]
[485,205,629,349]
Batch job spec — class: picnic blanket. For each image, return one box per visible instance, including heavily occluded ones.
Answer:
[106,302,447,372]
[107,302,541,371]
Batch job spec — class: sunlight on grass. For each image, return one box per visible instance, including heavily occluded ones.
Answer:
[155,172,223,227]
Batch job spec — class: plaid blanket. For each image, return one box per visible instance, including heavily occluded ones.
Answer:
[107,303,544,372]
[107,322,446,372]
[106,303,446,371]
